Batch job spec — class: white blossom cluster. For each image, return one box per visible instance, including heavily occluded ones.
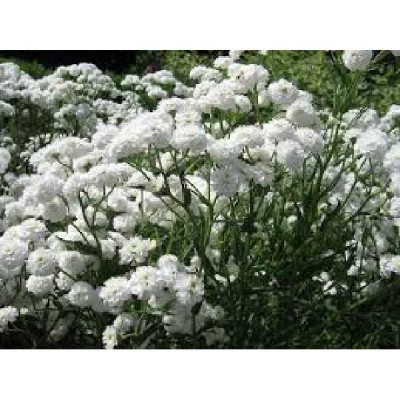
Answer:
[1,51,400,348]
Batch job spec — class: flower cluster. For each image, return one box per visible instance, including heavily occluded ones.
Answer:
[1,50,400,348]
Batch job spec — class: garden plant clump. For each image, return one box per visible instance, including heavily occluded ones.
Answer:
[1,50,400,348]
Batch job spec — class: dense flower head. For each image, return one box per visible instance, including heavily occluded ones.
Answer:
[342,50,373,71]
[267,78,299,107]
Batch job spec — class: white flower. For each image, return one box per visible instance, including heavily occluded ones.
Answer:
[41,198,68,222]
[55,272,75,291]
[113,214,137,233]
[156,254,180,287]
[30,137,93,167]
[121,74,141,87]
[0,306,18,333]
[100,239,117,260]
[258,90,270,107]
[342,50,373,71]
[63,173,89,199]
[213,56,233,70]
[119,237,156,266]
[92,124,119,150]
[85,163,134,188]
[107,112,174,160]
[343,109,380,130]
[276,140,305,171]
[113,313,136,335]
[26,248,58,276]
[354,129,388,161]
[380,255,400,278]
[198,81,237,112]
[228,63,269,92]
[26,275,55,296]
[208,138,241,164]
[390,197,400,217]
[0,100,15,118]
[127,266,158,300]
[6,218,48,245]
[170,124,208,153]
[0,148,11,174]
[108,189,131,212]
[152,70,176,85]
[286,100,320,128]
[384,143,400,173]
[58,251,86,276]
[162,303,197,335]
[267,79,298,107]
[263,118,296,142]
[241,163,273,187]
[99,276,131,308]
[0,237,29,278]
[229,125,265,149]
[294,128,324,153]
[189,66,223,82]
[229,50,243,61]
[174,273,204,306]
[235,95,252,112]
[102,325,118,349]
[23,174,64,205]
[211,167,243,197]
[66,281,96,308]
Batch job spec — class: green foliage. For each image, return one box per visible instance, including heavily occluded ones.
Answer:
[245,51,400,113]
[247,51,340,109]
[0,56,51,78]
